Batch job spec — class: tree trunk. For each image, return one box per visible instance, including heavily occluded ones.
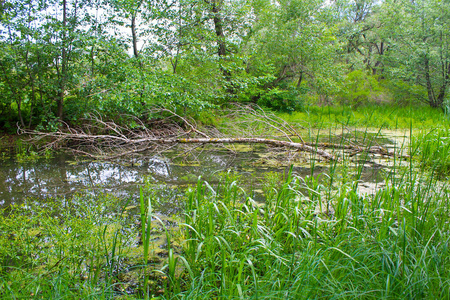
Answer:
[211,0,231,81]
[436,60,450,108]
[131,14,139,58]
[57,0,67,120]
[25,51,37,128]
[424,55,438,107]
[372,42,384,77]
[296,71,303,87]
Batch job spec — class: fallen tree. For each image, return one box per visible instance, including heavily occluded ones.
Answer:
[21,105,405,161]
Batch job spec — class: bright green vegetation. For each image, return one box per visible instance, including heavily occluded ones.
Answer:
[171,169,450,299]
[412,127,450,176]
[0,193,151,298]
[282,104,450,129]
[2,157,450,298]
[2,0,450,131]
[0,191,179,298]
[2,0,450,297]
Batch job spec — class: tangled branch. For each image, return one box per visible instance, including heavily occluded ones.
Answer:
[21,106,405,161]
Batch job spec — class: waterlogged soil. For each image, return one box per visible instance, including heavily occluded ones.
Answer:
[0,129,410,209]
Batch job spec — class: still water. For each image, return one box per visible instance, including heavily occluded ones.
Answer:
[0,144,386,210]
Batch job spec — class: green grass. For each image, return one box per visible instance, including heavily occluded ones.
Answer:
[412,127,450,177]
[166,167,450,299]
[280,104,450,129]
[0,193,136,298]
[1,162,450,299]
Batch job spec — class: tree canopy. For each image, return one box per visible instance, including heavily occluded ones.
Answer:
[0,0,448,131]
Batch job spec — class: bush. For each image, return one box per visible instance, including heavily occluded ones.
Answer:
[337,70,381,106]
[257,87,305,112]
[383,79,427,106]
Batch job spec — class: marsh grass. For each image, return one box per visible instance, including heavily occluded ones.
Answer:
[1,162,449,299]
[281,104,450,129]
[412,127,450,176]
[0,193,136,298]
[2,120,450,298]
[139,187,153,298]
[165,164,450,299]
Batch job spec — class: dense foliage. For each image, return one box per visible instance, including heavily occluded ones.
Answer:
[1,0,449,131]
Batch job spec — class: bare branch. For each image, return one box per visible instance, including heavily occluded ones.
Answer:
[21,106,406,162]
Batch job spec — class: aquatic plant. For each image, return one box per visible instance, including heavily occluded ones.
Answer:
[165,167,450,299]
[412,127,450,176]
[1,135,450,299]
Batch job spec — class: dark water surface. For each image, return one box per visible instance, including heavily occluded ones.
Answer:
[0,146,384,209]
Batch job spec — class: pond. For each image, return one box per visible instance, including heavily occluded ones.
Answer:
[0,129,414,297]
[0,133,399,212]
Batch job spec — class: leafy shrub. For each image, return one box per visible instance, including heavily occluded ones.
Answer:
[257,87,305,112]
[384,79,427,106]
[337,70,381,106]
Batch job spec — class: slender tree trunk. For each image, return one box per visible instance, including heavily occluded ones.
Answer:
[131,14,139,58]
[36,53,47,115]
[25,53,37,128]
[57,0,67,120]
[211,0,231,81]
[372,42,384,76]
[171,3,183,74]
[212,3,226,58]
[171,48,180,74]
[296,71,303,88]
[424,56,438,107]
[436,61,450,107]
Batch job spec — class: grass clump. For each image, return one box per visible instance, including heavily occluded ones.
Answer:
[0,193,138,299]
[166,168,450,299]
[412,127,450,176]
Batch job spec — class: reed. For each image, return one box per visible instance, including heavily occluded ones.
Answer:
[139,187,153,299]
[412,127,450,176]
[167,160,450,299]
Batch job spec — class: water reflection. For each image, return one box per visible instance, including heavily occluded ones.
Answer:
[0,149,264,207]
[0,147,385,208]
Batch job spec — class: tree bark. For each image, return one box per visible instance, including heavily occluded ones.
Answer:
[210,0,231,81]
[57,0,67,120]
[296,71,303,87]
[131,14,139,58]
[25,51,37,128]
[424,55,438,107]
[436,59,450,108]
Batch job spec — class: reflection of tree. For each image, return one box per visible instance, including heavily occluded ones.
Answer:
[58,154,67,183]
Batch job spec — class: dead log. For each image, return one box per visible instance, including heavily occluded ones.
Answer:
[174,137,336,160]
[20,106,407,161]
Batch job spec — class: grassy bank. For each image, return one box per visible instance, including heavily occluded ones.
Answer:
[280,104,450,129]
